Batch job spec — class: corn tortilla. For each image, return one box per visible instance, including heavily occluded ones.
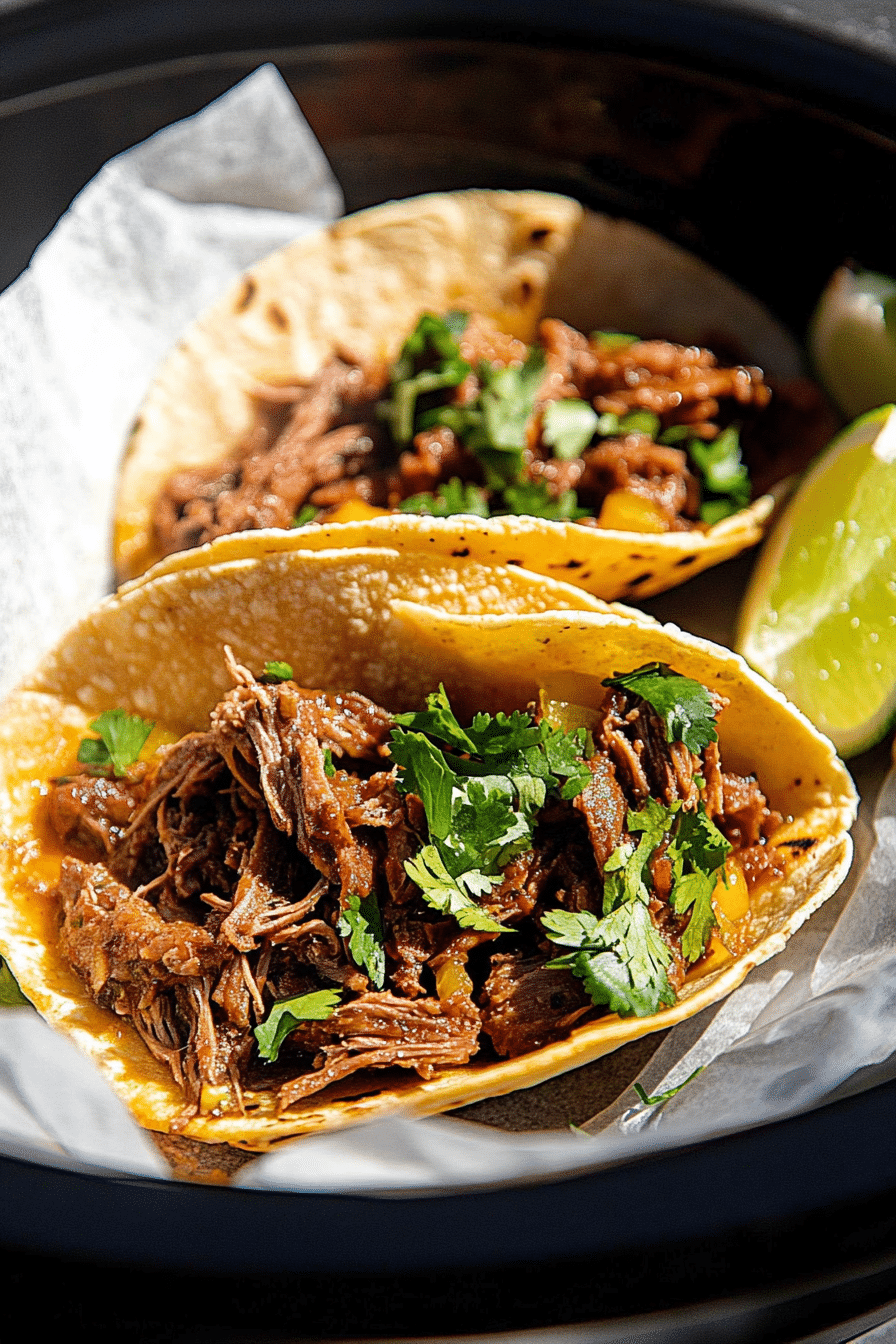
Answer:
[114,190,804,597]
[0,545,855,1149]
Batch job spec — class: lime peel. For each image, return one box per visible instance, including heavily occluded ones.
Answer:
[737,405,896,757]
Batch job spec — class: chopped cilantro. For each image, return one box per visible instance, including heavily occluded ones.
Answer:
[658,424,691,445]
[337,892,386,988]
[391,686,591,932]
[634,1065,704,1106]
[261,660,294,683]
[688,425,751,523]
[618,410,662,438]
[592,331,638,348]
[595,412,622,436]
[659,424,751,523]
[293,504,317,527]
[77,708,154,778]
[543,786,731,1011]
[500,479,588,521]
[478,348,546,461]
[380,312,471,446]
[322,747,335,778]
[397,478,489,518]
[541,399,599,460]
[543,903,675,1018]
[602,663,719,754]
[254,988,341,1062]
[668,808,731,961]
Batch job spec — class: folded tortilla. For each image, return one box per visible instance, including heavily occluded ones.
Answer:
[0,543,856,1149]
[114,189,804,596]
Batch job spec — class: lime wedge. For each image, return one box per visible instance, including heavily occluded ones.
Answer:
[737,405,896,757]
[809,266,896,420]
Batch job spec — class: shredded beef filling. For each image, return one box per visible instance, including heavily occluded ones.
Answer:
[152,314,835,558]
[48,657,785,1119]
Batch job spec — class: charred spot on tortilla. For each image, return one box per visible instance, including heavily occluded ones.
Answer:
[452,548,470,557]
[676,555,698,567]
[266,302,289,331]
[234,276,256,313]
[777,837,818,852]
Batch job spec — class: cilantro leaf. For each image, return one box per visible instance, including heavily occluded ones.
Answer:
[293,504,317,527]
[262,660,293,683]
[602,663,719,753]
[254,988,341,1062]
[543,786,730,1010]
[634,1065,704,1106]
[545,900,675,1018]
[667,807,730,961]
[322,748,336,778]
[392,686,590,933]
[337,892,386,989]
[388,728,457,839]
[381,313,471,446]
[77,708,155,778]
[592,331,638,348]
[479,347,546,454]
[404,846,507,932]
[397,478,490,518]
[542,399,599,460]
[685,425,751,523]
[500,479,588,521]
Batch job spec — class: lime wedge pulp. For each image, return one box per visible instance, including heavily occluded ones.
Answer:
[737,405,896,757]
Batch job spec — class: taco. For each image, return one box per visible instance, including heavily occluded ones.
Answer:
[0,543,856,1150]
[114,190,836,597]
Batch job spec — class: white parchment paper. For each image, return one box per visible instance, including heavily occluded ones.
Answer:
[0,67,892,1193]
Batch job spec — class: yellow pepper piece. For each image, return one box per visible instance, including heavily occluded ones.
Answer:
[713,857,751,922]
[597,489,669,534]
[325,499,391,524]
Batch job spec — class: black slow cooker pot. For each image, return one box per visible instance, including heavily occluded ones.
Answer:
[3,3,896,1340]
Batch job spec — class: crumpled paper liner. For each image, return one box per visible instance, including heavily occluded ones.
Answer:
[0,67,888,1194]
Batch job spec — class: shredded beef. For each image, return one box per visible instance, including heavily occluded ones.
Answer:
[480,952,592,1057]
[276,992,481,1108]
[151,311,819,560]
[46,658,786,1116]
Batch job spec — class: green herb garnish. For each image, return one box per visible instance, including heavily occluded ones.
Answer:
[77,708,154,778]
[397,478,490,518]
[541,398,599,460]
[261,660,294,683]
[592,331,638,348]
[688,425,751,523]
[501,479,587,520]
[634,1065,704,1106]
[543,903,675,1018]
[543,790,730,1013]
[659,424,751,523]
[254,988,342,1062]
[602,662,719,754]
[380,312,471,446]
[337,892,386,989]
[390,685,591,932]
[293,504,318,527]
